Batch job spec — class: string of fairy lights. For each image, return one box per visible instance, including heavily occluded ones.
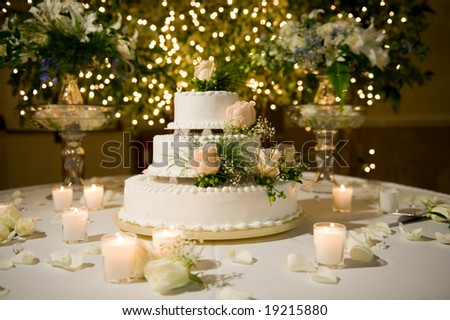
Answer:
[2,0,411,174]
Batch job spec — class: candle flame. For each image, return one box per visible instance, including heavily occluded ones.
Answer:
[60,186,65,191]
[116,233,124,244]
[340,184,346,190]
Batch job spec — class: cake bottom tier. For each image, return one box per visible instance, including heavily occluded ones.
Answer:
[118,175,301,232]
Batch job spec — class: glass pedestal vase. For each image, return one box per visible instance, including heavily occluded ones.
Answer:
[23,104,116,198]
[288,104,366,193]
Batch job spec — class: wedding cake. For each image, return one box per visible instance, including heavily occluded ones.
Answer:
[117,61,303,239]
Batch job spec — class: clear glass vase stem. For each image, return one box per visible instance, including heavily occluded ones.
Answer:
[60,128,85,198]
[302,129,339,193]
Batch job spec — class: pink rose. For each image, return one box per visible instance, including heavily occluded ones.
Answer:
[191,144,220,175]
[226,101,256,129]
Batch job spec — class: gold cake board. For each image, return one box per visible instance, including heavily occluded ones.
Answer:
[114,209,305,241]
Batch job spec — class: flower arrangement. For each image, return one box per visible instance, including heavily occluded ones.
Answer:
[191,59,248,92]
[189,107,303,203]
[0,0,137,102]
[256,9,390,105]
[0,203,37,244]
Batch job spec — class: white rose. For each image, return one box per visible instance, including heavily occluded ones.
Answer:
[429,205,450,222]
[0,203,22,230]
[194,60,215,81]
[0,223,14,244]
[144,258,190,294]
[255,149,280,178]
[191,144,220,175]
[116,39,135,60]
[226,101,256,129]
[14,217,36,237]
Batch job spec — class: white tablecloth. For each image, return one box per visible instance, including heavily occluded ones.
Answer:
[1,173,450,300]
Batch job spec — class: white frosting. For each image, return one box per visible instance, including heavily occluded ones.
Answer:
[119,175,300,232]
[167,91,238,129]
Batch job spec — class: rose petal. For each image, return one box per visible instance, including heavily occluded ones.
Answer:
[399,222,423,241]
[11,190,21,199]
[135,240,157,279]
[349,245,374,262]
[0,286,10,297]
[0,255,14,270]
[435,232,450,244]
[365,222,392,238]
[218,286,251,300]
[346,230,369,251]
[12,197,23,206]
[286,253,316,272]
[310,267,339,284]
[82,245,102,256]
[48,249,84,270]
[228,250,254,265]
[33,201,46,207]
[10,250,39,265]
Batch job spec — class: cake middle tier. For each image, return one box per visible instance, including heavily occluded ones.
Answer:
[146,133,259,178]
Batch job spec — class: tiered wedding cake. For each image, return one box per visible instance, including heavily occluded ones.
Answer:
[117,61,303,239]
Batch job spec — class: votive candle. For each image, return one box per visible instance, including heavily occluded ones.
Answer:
[152,227,184,256]
[83,184,104,210]
[101,232,137,284]
[332,184,353,212]
[313,222,347,268]
[52,186,73,212]
[379,187,399,214]
[61,207,88,244]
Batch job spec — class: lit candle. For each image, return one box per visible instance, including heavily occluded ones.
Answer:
[101,232,137,284]
[152,227,184,256]
[379,187,399,214]
[52,186,73,212]
[83,184,104,210]
[61,207,88,244]
[332,184,353,212]
[313,222,347,268]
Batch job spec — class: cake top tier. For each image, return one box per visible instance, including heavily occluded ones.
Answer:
[166,91,238,130]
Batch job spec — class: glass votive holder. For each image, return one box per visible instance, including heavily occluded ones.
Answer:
[379,187,399,214]
[332,184,353,212]
[83,184,104,210]
[61,207,88,244]
[151,226,184,256]
[101,232,137,284]
[52,186,73,212]
[313,222,347,269]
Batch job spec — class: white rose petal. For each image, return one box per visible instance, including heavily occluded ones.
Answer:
[135,240,157,279]
[82,245,102,256]
[10,250,39,265]
[310,267,339,284]
[32,201,46,207]
[0,255,14,270]
[12,197,23,206]
[11,190,21,199]
[399,222,422,241]
[48,249,84,270]
[144,258,190,294]
[365,222,392,238]
[349,245,374,262]
[286,253,316,272]
[218,286,251,300]
[228,250,254,265]
[435,232,450,244]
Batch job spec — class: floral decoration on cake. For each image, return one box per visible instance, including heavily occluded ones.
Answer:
[191,59,247,92]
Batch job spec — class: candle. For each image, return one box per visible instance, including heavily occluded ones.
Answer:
[152,227,184,256]
[379,187,399,214]
[83,184,104,210]
[332,184,353,212]
[52,186,73,212]
[101,232,137,284]
[313,222,347,268]
[61,207,88,244]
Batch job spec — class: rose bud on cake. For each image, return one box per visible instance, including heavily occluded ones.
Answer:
[226,100,257,129]
[191,144,220,175]
[255,148,281,177]
[194,60,215,81]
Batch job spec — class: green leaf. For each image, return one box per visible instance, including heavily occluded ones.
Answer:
[327,61,351,107]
